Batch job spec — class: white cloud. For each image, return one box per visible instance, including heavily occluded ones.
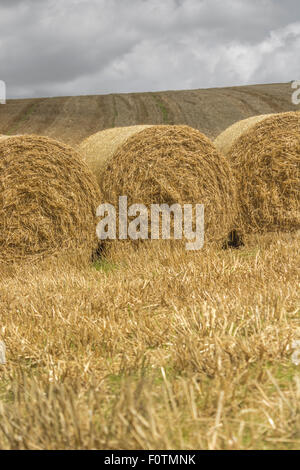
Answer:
[0,0,300,98]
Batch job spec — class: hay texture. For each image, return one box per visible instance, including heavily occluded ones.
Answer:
[215,112,300,233]
[100,125,238,243]
[79,125,153,186]
[214,114,273,156]
[0,135,100,264]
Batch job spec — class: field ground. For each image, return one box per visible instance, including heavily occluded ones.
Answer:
[0,83,299,449]
[1,82,300,145]
[0,233,299,450]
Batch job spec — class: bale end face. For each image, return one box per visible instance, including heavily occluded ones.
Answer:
[78,125,153,187]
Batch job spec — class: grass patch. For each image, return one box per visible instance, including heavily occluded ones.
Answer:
[152,94,169,123]
[92,258,119,273]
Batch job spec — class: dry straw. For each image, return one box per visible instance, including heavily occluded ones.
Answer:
[100,125,238,244]
[214,114,273,156]
[0,135,11,142]
[0,134,101,264]
[79,125,153,186]
[215,112,300,233]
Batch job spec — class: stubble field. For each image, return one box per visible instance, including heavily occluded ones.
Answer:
[0,82,299,450]
[0,232,299,449]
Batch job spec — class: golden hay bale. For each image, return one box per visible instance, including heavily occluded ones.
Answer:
[0,134,101,264]
[100,125,238,244]
[214,114,273,156]
[215,112,300,233]
[79,125,153,186]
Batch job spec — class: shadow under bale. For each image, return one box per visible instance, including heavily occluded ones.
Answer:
[222,230,244,249]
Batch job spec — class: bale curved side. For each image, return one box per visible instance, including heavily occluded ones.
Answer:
[100,125,238,244]
[0,134,101,264]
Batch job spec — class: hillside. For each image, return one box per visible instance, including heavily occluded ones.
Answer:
[0,82,299,146]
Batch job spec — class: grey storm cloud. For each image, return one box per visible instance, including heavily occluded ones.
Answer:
[0,0,299,98]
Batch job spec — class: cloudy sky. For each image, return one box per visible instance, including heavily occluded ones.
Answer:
[0,0,299,99]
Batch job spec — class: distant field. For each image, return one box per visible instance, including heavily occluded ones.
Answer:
[0,82,299,145]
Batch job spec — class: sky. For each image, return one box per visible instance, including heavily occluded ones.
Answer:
[0,0,299,99]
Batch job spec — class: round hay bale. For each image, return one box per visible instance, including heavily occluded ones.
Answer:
[100,125,238,244]
[216,112,300,233]
[78,125,153,186]
[0,134,101,264]
[214,114,273,156]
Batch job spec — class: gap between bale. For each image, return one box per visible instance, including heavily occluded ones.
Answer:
[214,114,273,156]
[78,125,153,187]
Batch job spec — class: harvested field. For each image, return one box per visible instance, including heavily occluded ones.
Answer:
[0,135,100,264]
[0,231,299,449]
[0,82,299,145]
[0,84,299,451]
